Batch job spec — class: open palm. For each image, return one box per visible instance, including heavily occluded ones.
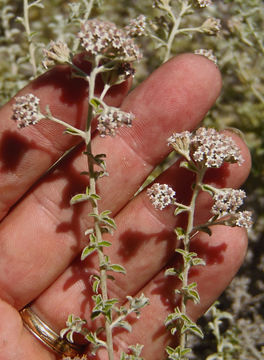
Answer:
[0,54,250,359]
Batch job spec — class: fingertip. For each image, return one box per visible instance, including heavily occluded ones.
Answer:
[166,52,222,100]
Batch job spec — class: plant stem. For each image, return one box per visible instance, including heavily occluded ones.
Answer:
[23,0,37,76]
[85,66,114,360]
[45,110,86,139]
[179,167,206,352]
[164,1,191,62]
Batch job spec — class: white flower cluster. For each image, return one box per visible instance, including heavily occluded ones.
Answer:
[78,19,142,61]
[192,127,244,168]
[168,127,244,168]
[233,210,253,229]
[42,40,70,69]
[125,15,147,37]
[197,0,212,7]
[97,108,135,137]
[147,183,176,210]
[212,189,246,216]
[12,94,42,128]
[194,49,217,65]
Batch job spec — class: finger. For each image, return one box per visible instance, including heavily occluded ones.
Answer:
[0,298,55,360]
[109,225,248,360]
[29,132,250,336]
[0,63,131,220]
[0,54,222,308]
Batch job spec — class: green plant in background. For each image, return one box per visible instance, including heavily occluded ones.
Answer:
[1,0,263,359]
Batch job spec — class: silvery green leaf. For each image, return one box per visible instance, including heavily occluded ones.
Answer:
[98,241,112,247]
[84,228,93,236]
[70,193,88,205]
[81,245,96,260]
[109,264,126,274]
[174,205,189,216]
[114,320,132,332]
[198,226,212,236]
[180,160,198,172]
[90,97,101,110]
[192,257,206,266]
[66,330,74,343]
[174,227,186,240]
[164,267,177,277]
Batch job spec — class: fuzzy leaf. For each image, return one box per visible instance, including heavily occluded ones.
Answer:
[187,323,204,338]
[114,320,132,332]
[192,257,206,266]
[98,241,112,247]
[70,193,89,205]
[164,267,178,277]
[174,205,189,216]
[64,127,82,136]
[198,226,212,236]
[90,97,102,110]
[101,216,117,229]
[180,160,198,173]
[200,184,215,196]
[66,330,74,343]
[84,228,94,236]
[174,227,186,240]
[81,245,96,260]
[109,264,126,274]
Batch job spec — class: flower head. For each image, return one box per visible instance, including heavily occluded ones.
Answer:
[147,183,176,210]
[97,108,134,137]
[191,127,244,168]
[12,94,42,128]
[42,40,70,69]
[233,211,253,229]
[125,15,147,37]
[212,189,246,216]
[168,127,243,168]
[78,19,142,61]
[167,131,192,160]
[201,17,221,35]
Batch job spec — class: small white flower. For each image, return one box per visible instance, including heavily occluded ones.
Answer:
[194,49,217,65]
[12,94,43,128]
[233,211,253,229]
[125,15,147,37]
[147,183,176,210]
[197,0,212,7]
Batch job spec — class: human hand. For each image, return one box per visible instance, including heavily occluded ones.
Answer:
[0,54,250,360]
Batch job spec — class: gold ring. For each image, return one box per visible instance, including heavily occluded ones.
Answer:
[19,306,85,357]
